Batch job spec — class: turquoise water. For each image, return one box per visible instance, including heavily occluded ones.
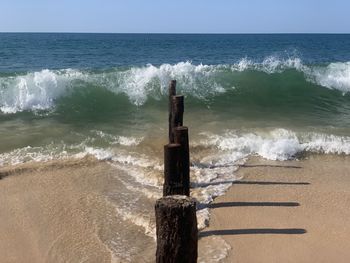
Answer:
[1,33,350,261]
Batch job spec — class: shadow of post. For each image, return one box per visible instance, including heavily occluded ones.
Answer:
[200,228,307,237]
[209,201,300,209]
[192,181,310,188]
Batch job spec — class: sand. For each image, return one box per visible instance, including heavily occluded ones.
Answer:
[0,157,118,263]
[200,154,350,263]
[2,154,350,263]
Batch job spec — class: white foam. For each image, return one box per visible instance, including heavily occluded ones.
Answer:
[2,128,349,175]
[197,208,211,231]
[231,56,306,74]
[83,147,114,160]
[233,57,253,72]
[92,130,143,146]
[198,236,231,263]
[111,153,161,170]
[0,69,84,113]
[306,62,350,93]
[200,129,350,161]
[107,62,225,105]
[119,178,162,200]
[0,144,74,166]
[114,206,156,239]
[303,133,350,154]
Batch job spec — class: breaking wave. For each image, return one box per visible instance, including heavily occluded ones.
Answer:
[198,129,350,162]
[0,58,350,114]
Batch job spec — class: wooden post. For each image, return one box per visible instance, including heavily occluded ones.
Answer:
[168,80,177,142]
[174,126,190,196]
[169,95,184,143]
[163,144,187,196]
[155,195,198,263]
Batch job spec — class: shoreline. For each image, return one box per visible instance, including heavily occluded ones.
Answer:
[1,153,350,262]
[201,154,350,263]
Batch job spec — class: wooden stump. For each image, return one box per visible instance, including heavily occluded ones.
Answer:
[163,144,187,196]
[168,80,177,142]
[169,95,184,143]
[169,80,177,102]
[174,126,190,196]
[155,195,198,263]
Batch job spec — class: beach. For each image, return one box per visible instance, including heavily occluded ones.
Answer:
[201,154,350,263]
[1,154,350,262]
[1,33,350,262]
[0,157,114,262]
[0,157,157,263]
[1,0,350,260]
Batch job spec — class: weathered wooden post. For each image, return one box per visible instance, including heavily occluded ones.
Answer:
[155,195,198,263]
[168,80,177,142]
[163,143,187,196]
[169,95,184,143]
[156,80,197,262]
[174,126,190,196]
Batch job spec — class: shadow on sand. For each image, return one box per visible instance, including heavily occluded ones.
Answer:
[193,180,310,188]
[200,228,307,237]
[209,201,300,208]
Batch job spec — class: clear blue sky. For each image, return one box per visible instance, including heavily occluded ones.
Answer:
[1,0,349,33]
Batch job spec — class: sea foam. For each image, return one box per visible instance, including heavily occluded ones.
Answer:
[200,129,350,161]
[0,69,83,113]
[307,62,350,93]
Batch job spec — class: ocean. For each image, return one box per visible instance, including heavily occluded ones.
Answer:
[1,33,350,261]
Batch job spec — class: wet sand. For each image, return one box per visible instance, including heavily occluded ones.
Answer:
[0,155,227,263]
[2,154,350,262]
[201,155,350,263]
[0,157,119,263]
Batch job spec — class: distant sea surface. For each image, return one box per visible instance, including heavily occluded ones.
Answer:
[1,33,350,261]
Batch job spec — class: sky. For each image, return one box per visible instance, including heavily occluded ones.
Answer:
[0,0,349,33]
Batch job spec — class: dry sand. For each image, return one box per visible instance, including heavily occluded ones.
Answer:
[200,154,350,263]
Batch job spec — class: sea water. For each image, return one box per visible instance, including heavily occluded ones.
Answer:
[1,33,350,261]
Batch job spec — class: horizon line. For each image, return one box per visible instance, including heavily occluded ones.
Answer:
[0,32,350,35]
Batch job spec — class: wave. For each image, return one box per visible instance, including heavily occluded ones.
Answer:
[307,62,350,94]
[0,69,83,113]
[231,56,306,73]
[0,58,350,114]
[233,57,350,93]
[198,129,350,161]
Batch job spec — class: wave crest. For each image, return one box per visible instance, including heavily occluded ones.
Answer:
[231,56,305,73]
[307,62,350,93]
[200,129,350,161]
[102,62,225,105]
[0,69,83,113]
[1,59,350,114]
